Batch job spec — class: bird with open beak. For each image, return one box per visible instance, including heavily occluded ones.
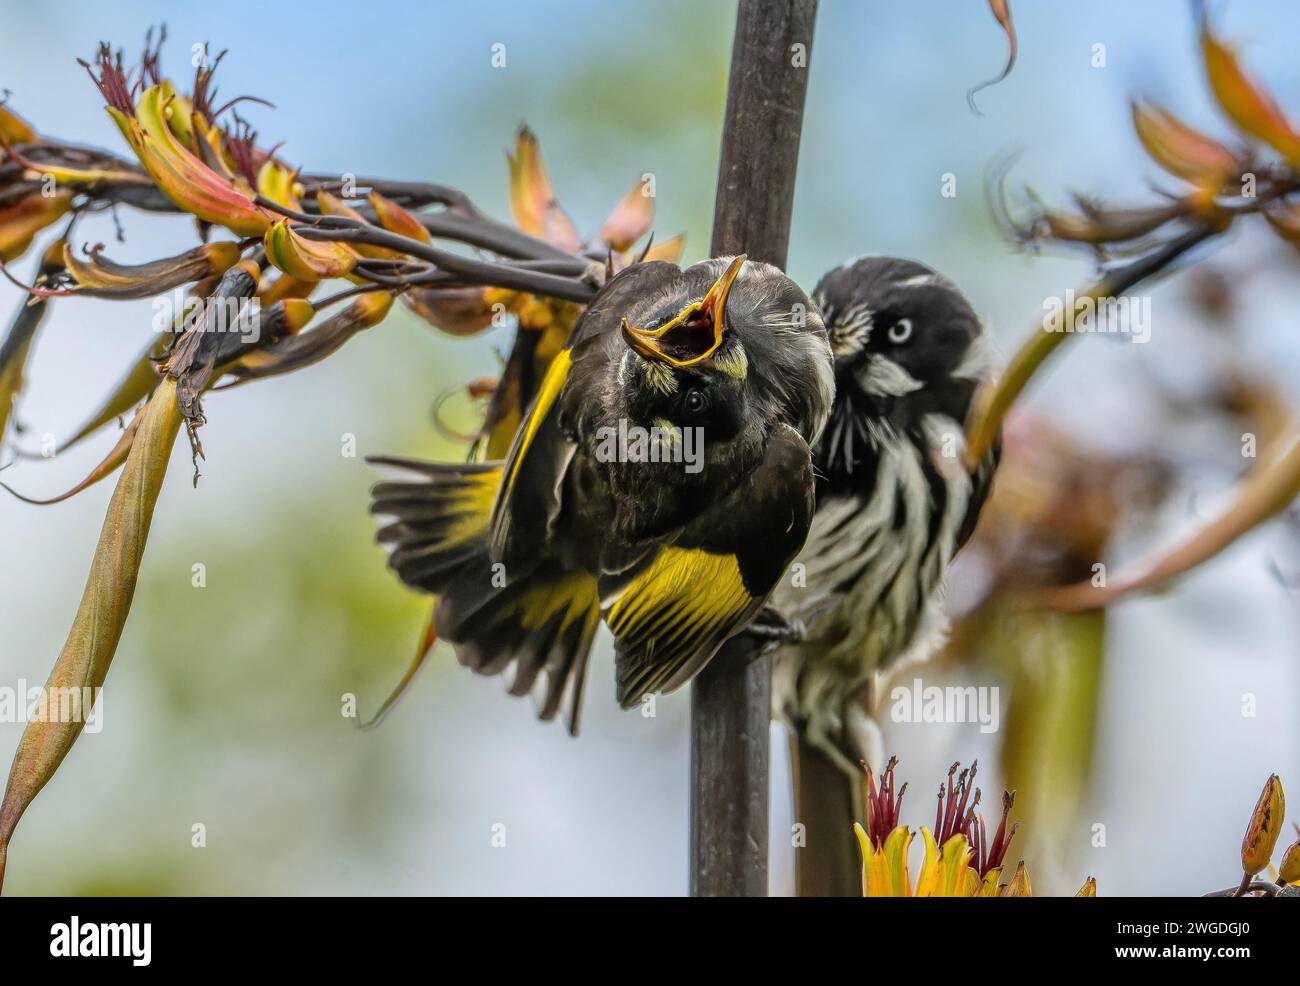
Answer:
[370,256,834,731]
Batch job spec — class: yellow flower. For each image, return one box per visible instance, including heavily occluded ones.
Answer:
[853,758,1074,897]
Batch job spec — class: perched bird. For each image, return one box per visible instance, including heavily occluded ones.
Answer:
[770,256,999,775]
[371,256,834,732]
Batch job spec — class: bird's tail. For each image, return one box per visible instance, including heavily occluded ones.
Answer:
[369,455,502,592]
[368,455,601,733]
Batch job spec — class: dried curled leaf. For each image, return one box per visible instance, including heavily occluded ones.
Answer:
[1040,426,1300,611]
[0,378,183,890]
[967,0,1017,116]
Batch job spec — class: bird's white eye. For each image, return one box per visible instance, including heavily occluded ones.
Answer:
[887,318,913,344]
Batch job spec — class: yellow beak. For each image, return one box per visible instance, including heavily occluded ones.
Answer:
[621,254,746,368]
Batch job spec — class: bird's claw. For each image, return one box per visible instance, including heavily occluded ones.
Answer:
[745,607,806,645]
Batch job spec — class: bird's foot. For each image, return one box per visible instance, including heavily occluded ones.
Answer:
[745,606,807,645]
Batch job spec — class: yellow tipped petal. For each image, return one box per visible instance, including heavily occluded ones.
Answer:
[640,233,687,264]
[507,126,580,251]
[1242,774,1286,875]
[996,861,1032,897]
[599,180,655,251]
[256,159,302,210]
[881,825,914,897]
[938,834,975,897]
[125,84,272,236]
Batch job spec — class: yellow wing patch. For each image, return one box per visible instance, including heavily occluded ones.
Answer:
[504,346,572,493]
[442,468,502,546]
[607,546,754,703]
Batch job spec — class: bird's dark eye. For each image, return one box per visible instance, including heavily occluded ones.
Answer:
[887,318,913,344]
[684,387,710,417]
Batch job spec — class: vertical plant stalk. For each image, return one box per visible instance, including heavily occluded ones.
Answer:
[0,378,182,891]
[791,738,860,896]
[691,0,817,898]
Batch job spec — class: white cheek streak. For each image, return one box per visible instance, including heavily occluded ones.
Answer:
[858,355,923,397]
[952,331,998,382]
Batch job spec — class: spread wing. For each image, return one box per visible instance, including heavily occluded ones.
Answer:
[606,423,816,705]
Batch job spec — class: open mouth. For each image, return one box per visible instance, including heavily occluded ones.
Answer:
[621,255,746,368]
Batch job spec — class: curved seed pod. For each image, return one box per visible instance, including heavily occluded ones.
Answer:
[1,411,140,505]
[61,339,165,453]
[0,240,64,443]
[1279,840,1300,885]
[403,286,493,336]
[1242,774,1286,876]
[369,192,432,244]
[315,191,392,260]
[0,104,37,144]
[1040,426,1300,611]
[263,220,357,281]
[62,240,241,299]
[1202,25,1300,166]
[1132,100,1239,189]
[0,378,183,891]
[221,291,393,384]
[0,190,73,263]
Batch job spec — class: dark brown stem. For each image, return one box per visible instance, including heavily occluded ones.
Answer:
[691,0,817,899]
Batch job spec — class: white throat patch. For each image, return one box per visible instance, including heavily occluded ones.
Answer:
[858,354,923,397]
